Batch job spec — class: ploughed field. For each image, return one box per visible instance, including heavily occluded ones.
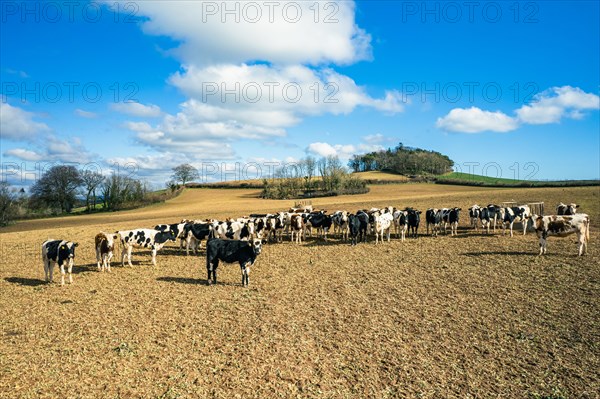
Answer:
[1,184,599,398]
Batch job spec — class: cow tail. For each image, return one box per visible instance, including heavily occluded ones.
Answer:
[586,217,590,241]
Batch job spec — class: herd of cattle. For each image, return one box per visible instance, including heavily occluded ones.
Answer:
[41,202,590,286]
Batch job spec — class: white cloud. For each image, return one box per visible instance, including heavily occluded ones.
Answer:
[108,1,371,66]
[437,86,599,133]
[111,101,162,118]
[75,108,98,119]
[4,148,45,162]
[436,107,519,133]
[4,135,95,164]
[516,86,600,124]
[307,141,383,159]
[0,102,50,140]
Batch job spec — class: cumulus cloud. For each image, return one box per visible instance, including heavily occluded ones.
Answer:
[110,101,162,118]
[436,107,519,133]
[437,86,599,133]
[101,1,404,160]
[4,135,96,164]
[515,86,600,124]
[107,1,371,66]
[0,102,50,140]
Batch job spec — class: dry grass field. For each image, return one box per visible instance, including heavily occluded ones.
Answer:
[1,184,599,398]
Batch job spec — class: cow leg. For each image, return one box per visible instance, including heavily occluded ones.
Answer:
[60,263,65,286]
[151,248,157,266]
[68,261,73,284]
[96,247,101,270]
[121,247,126,267]
[538,237,546,256]
[127,246,133,267]
[44,261,50,283]
[107,252,113,272]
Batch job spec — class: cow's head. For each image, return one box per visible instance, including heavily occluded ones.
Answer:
[59,242,78,266]
[251,239,262,255]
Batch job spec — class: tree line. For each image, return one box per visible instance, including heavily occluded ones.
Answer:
[348,143,454,176]
[261,155,368,199]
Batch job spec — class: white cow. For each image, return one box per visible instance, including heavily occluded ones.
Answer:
[530,214,590,256]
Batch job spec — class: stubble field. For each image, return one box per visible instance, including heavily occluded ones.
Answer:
[1,184,599,398]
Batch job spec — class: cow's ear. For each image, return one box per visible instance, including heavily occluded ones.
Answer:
[73,242,79,247]
[576,205,580,208]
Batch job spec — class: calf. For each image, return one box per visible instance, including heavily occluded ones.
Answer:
[500,205,531,237]
[425,208,442,237]
[154,222,187,251]
[406,208,421,238]
[374,212,394,244]
[530,214,590,256]
[332,211,350,241]
[117,228,176,266]
[184,222,215,255]
[480,204,501,234]
[468,205,481,230]
[348,214,361,245]
[289,214,304,243]
[447,207,461,236]
[95,232,119,272]
[215,220,252,241]
[42,239,78,285]
[393,209,408,241]
[355,210,370,243]
[307,212,333,241]
[557,202,579,215]
[206,238,262,286]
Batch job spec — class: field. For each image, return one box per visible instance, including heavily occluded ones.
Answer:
[1,184,599,398]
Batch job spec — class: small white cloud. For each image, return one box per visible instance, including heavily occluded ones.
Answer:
[74,108,98,119]
[436,107,519,133]
[0,102,50,140]
[437,86,599,133]
[307,141,383,159]
[111,101,162,118]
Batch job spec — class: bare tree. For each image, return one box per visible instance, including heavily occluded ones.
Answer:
[171,164,199,186]
[81,170,104,212]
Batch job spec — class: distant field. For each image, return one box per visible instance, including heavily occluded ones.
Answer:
[437,172,521,184]
[1,184,599,398]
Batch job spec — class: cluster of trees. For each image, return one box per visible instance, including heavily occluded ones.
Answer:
[26,165,154,214]
[261,156,368,199]
[348,143,454,176]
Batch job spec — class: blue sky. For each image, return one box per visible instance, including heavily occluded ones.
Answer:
[1,0,599,187]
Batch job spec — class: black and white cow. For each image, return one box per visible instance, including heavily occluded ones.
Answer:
[332,211,349,241]
[406,208,421,238]
[154,221,188,251]
[348,214,361,246]
[205,238,262,286]
[479,204,501,234]
[214,220,253,241]
[425,208,442,237]
[447,207,461,236]
[500,205,531,237]
[116,228,176,266]
[95,232,118,272]
[530,213,590,256]
[355,210,370,243]
[307,212,333,241]
[557,202,579,215]
[393,209,408,241]
[42,239,78,285]
[184,221,215,255]
[468,205,481,231]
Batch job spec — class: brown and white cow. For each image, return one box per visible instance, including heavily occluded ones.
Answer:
[556,202,579,215]
[530,213,590,256]
[95,232,119,272]
[289,214,304,243]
